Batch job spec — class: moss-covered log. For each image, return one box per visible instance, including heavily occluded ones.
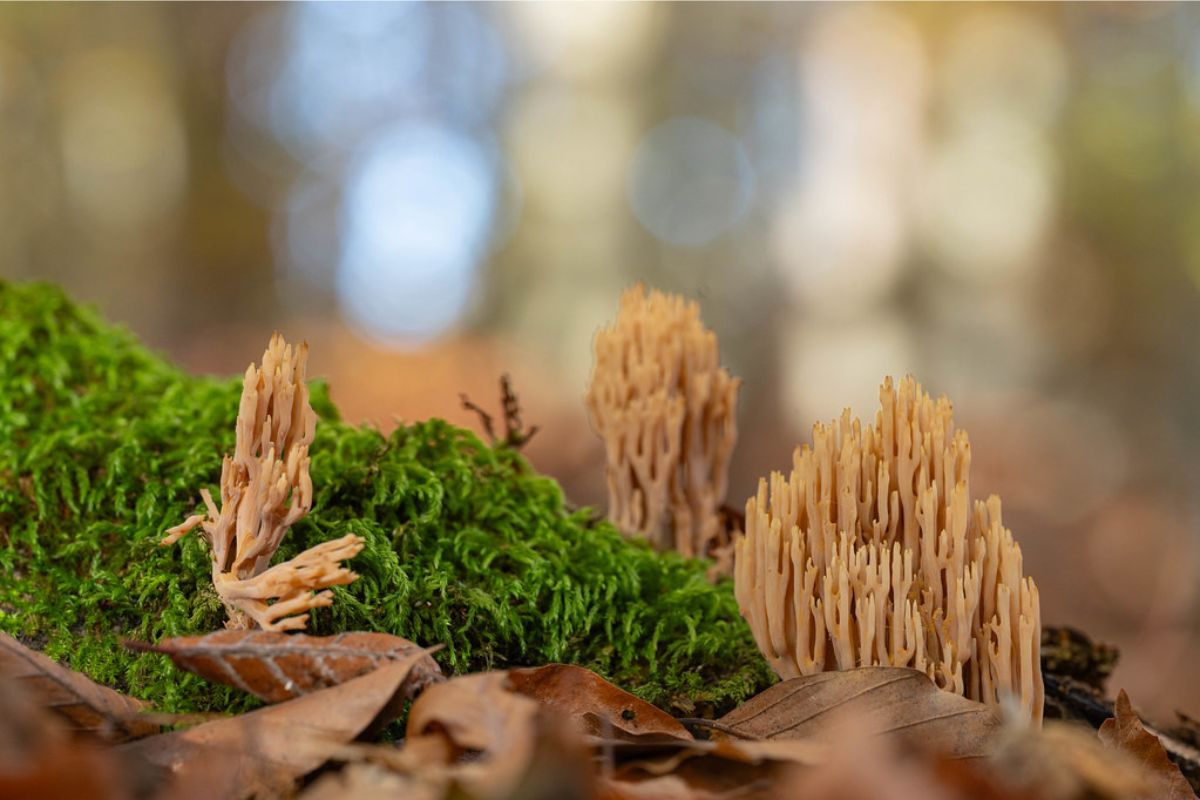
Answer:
[0,281,771,716]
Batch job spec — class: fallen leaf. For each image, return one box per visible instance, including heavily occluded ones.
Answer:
[397,670,824,800]
[608,741,811,800]
[780,711,964,800]
[300,762,444,800]
[984,715,1152,800]
[0,632,159,742]
[120,650,430,795]
[705,738,826,766]
[588,731,826,800]
[127,629,443,703]
[406,672,541,800]
[507,705,598,800]
[404,672,598,800]
[0,677,134,800]
[507,664,692,742]
[597,774,706,800]
[716,667,1001,758]
[1098,689,1194,800]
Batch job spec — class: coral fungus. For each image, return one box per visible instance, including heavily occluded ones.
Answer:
[734,376,1043,722]
[161,334,364,631]
[586,283,739,563]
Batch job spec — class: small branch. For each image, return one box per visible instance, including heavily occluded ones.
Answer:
[499,374,539,449]
[459,393,496,443]
[461,374,539,451]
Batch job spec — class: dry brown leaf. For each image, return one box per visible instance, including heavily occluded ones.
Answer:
[586,732,826,769]
[0,632,159,743]
[780,713,964,800]
[608,745,794,800]
[506,706,598,800]
[597,774,716,800]
[716,666,1001,758]
[984,716,1153,800]
[406,671,541,800]
[507,664,692,742]
[607,692,1169,800]
[0,677,135,800]
[121,651,429,795]
[300,762,444,800]
[0,744,129,800]
[128,629,443,703]
[1098,690,1194,800]
[380,668,825,800]
[403,671,598,800]
[593,732,825,800]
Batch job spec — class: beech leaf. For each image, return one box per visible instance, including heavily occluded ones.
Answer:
[121,651,430,794]
[406,672,541,800]
[506,663,692,742]
[0,678,132,800]
[597,774,698,800]
[716,666,1001,758]
[300,762,444,800]
[601,737,825,799]
[1098,689,1194,800]
[0,632,159,743]
[127,629,443,703]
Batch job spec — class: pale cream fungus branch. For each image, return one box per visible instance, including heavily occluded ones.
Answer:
[586,284,739,566]
[733,376,1043,723]
[162,333,364,631]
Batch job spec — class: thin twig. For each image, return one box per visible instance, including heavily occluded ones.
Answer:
[459,393,496,443]
[499,374,539,449]
[460,374,539,450]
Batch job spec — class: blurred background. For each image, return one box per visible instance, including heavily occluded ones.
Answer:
[1,3,1197,718]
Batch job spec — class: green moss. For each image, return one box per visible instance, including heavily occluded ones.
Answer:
[0,280,772,716]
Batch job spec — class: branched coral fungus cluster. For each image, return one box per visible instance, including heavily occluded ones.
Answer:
[586,284,739,561]
[734,377,1044,722]
[162,334,363,631]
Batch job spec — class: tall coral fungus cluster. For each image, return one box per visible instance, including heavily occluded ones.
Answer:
[162,333,363,631]
[586,284,739,561]
[734,377,1044,723]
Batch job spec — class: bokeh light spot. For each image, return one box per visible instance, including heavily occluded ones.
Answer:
[337,123,497,345]
[920,117,1056,284]
[509,86,636,223]
[506,3,661,83]
[773,169,906,313]
[942,10,1067,128]
[781,312,917,431]
[58,49,187,233]
[628,116,754,247]
[277,173,340,288]
[270,3,431,157]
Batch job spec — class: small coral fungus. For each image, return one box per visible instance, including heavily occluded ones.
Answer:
[161,334,363,631]
[734,376,1043,723]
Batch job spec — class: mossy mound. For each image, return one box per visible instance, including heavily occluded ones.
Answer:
[0,281,772,716]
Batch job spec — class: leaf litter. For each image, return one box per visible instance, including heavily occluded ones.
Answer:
[0,632,160,743]
[4,629,1197,799]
